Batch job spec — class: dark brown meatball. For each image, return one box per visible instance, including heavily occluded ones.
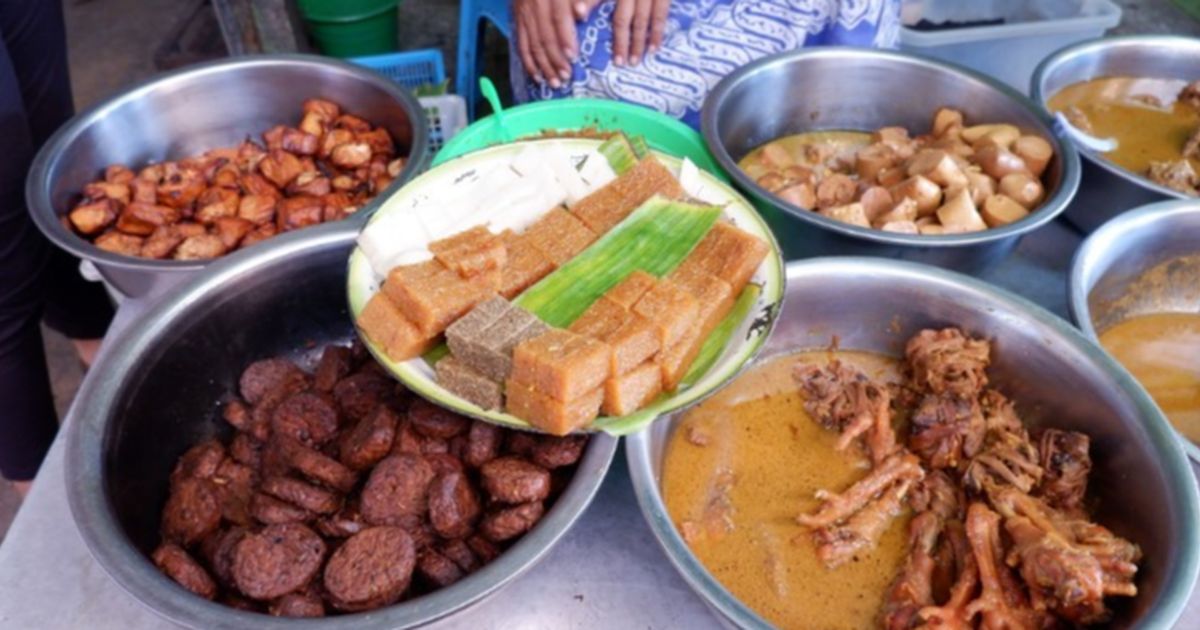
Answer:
[153,543,217,600]
[233,523,326,601]
[313,345,353,393]
[480,457,551,504]
[467,535,500,564]
[222,399,252,433]
[170,439,226,486]
[229,433,263,469]
[360,454,434,526]
[463,420,503,468]
[250,492,313,525]
[214,459,257,526]
[261,476,341,514]
[424,453,465,477]
[323,526,415,611]
[530,435,587,469]
[239,358,307,405]
[417,549,464,588]
[269,591,325,618]
[480,502,545,542]
[504,432,539,457]
[282,437,358,493]
[408,399,469,439]
[338,405,397,471]
[391,421,448,456]
[332,372,394,421]
[428,472,481,539]
[440,539,479,572]
[271,391,339,447]
[200,526,247,588]
[162,477,221,545]
[316,503,366,538]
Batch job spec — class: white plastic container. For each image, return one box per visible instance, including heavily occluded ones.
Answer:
[899,0,1122,94]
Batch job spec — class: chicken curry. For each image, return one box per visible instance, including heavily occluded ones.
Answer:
[662,328,1142,629]
[1048,76,1200,195]
[1099,312,1200,443]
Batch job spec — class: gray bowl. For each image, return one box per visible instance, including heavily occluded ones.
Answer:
[627,257,1199,629]
[1031,36,1200,234]
[27,54,429,298]
[64,225,618,629]
[702,48,1080,273]
[1069,199,1200,462]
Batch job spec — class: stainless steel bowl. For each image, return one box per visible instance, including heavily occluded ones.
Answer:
[628,257,1199,629]
[1031,36,1200,234]
[1069,199,1200,461]
[702,48,1080,273]
[27,54,429,298]
[64,225,618,629]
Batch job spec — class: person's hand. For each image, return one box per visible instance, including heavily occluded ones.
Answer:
[610,0,670,67]
[514,0,578,87]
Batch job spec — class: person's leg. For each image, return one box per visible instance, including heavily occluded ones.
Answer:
[2,0,114,355]
[0,35,59,483]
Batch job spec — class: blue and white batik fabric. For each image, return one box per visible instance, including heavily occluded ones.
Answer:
[511,0,902,129]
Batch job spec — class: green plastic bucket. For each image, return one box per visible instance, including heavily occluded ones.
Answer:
[433,99,724,179]
[298,0,399,58]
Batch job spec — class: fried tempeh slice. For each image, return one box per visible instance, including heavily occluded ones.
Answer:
[510,328,610,402]
[570,157,685,234]
[355,293,437,362]
[674,221,768,292]
[504,380,603,435]
[602,361,663,416]
[430,225,507,278]
[382,260,499,336]
[521,208,598,266]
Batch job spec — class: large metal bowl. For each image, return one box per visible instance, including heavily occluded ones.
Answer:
[702,48,1080,273]
[1069,199,1200,462]
[27,54,429,298]
[64,225,618,629]
[627,257,1199,629]
[1031,36,1200,233]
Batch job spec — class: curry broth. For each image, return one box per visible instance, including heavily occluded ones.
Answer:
[1099,312,1200,443]
[1047,77,1200,175]
[662,351,910,629]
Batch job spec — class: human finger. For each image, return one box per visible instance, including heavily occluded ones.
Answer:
[611,0,635,66]
[649,0,669,52]
[629,0,653,65]
[573,0,604,21]
[535,0,572,83]
[516,11,542,82]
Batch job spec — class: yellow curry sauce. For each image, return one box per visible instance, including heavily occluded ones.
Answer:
[1099,312,1200,443]
[662,351,910,629]
[1048,77,1200,175]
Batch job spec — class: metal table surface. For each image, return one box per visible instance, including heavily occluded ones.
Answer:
[1,218,1198,629]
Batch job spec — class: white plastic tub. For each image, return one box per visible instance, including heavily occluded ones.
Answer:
[899,0,1122,94]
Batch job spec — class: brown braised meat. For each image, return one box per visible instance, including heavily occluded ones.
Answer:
[905,328,991,399]
[908,393,985,471]
[1037,429,1091,515]
[1148,159,1198,194]
[794,360,898,464]
[1179,80,1200,112]
[152,341,587,613]
[963,426,1043,496]
[66,98,405,260]
[882,512,942,630]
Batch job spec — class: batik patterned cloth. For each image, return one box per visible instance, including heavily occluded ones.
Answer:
[511,0,902,129]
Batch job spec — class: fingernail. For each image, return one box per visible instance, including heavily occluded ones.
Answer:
[550,78,561,88]
[614,56,624,66]
[631,55,641,67]
[534,73,544,84]
[559,69,571,81]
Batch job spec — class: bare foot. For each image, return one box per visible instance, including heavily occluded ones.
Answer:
[12,480,32,498]
[71,338,103,368]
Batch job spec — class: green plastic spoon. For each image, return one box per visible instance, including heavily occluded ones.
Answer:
[478,77,513,143]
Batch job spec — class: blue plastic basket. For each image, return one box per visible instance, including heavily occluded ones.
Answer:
[351,49,445,90]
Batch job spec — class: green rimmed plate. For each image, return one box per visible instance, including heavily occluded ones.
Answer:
[347,137,785,436]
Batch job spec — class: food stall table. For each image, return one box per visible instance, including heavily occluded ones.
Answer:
[1,219,1198,629]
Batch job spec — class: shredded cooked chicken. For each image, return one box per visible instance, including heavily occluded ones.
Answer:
[792,327,1141,628]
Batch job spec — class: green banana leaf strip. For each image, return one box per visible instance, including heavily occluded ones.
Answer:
[515,196,722,327]
[596,133,639,174]
[590,283,762,435]
[629,135,650,159]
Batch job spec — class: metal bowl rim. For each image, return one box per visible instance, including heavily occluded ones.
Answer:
[627,256,1200,629]
[1030,34,1200,202]
[63,224,618,629]
[25,53,430,273]
[701,46,1082,248]
[1067,197,1200,462]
